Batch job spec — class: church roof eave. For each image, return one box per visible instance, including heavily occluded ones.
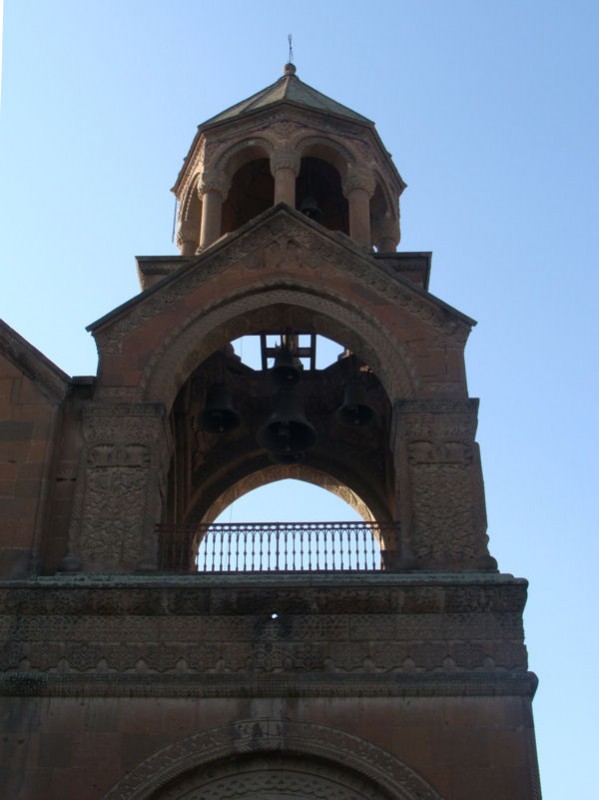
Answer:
[200,70,374,128]
[0,318,72,402]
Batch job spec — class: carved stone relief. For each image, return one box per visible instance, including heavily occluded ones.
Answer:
[0,581,527,676]
[67,404,172,571]
[394,402,493,569]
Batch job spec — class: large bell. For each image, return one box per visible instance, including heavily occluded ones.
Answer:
[270,348,302,386]
[336,383,374,427]
[199,384,241,433]
[257,387,317,455]
[299,195,322,222]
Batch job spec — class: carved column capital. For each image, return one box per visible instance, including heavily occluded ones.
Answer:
[198,169,229,200]
[342,166,376,198]
[269,147,301,177]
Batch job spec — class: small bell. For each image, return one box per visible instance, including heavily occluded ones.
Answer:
[299,195,322,222]
[257,387,317,455]
[199,384,241,433]
[270,348,302,386]
[336,383,374,427]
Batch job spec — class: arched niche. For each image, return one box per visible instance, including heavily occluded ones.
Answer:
[152,752,391,800]
[102,719,445,800]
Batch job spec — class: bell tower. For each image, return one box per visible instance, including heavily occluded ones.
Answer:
[0,64,541,800]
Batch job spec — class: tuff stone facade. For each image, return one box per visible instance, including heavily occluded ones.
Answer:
[0,65,541,799]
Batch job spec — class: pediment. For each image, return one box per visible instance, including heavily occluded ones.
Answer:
[88,205,473,356]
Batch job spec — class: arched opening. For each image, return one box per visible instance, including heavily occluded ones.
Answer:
[222,158,274,234]
[214,479,365,523]
[194,479,382,572]
[158,325,398,573]
[296,157,348,234]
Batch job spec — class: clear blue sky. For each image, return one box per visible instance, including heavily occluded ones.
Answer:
[1,2,598,797]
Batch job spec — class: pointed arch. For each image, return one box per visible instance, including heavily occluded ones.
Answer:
[197,464,382,525]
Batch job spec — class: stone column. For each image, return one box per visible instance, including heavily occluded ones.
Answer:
[270,148,301,207]
[64,403,172,573]
[343,167,376,247]
[373,214,400,253]
[198,169,229,249]
[177,218,199,255]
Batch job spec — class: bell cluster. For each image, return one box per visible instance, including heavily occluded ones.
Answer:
[199,344,375,463]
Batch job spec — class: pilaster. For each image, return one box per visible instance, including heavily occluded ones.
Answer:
[394,399,496,571]
[64,403,172,572]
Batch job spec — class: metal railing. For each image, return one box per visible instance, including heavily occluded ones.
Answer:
[157,521,399,573]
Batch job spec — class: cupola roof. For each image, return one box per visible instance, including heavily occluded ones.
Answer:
[200,63,373,129]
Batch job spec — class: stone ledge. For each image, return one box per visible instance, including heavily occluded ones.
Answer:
[0,670,538,698]
[0,573,529,615]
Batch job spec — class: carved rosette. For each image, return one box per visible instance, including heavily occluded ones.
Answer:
[395,399,495,571]
[67,403,172,572]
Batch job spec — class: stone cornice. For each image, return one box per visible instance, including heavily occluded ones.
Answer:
[0,574,529,608]
[0,671,538,699]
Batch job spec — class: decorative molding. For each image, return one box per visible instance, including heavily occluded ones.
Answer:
[101,719,447,800]
[0,578,528,676]
[0,671,539,700]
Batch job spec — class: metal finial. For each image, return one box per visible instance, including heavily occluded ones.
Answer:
[288,33,294,64]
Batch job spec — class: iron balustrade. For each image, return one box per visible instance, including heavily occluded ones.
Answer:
[157,521,400,572]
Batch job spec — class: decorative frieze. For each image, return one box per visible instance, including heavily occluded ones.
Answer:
[0,579,528,679]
